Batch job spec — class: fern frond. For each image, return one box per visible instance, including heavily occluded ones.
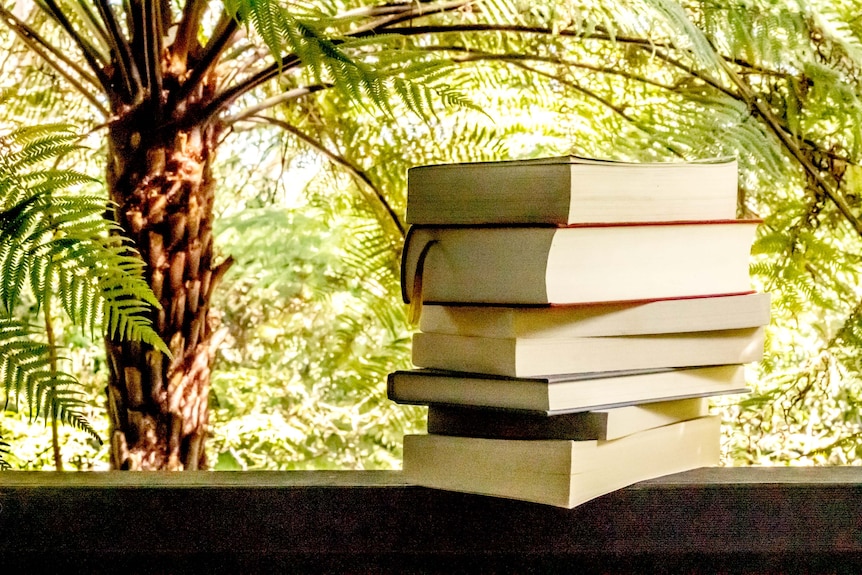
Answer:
[0,123,169,458]
[38,377,100,442]
[0,319,54,413]
[806,4,862,65]
[0,126,167,354]
[46,233,168,353]
[229,1,482,119]
[635,0,721,67]
[0,432,9,470]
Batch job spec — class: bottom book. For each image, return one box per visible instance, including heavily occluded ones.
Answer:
[403,415,720,508]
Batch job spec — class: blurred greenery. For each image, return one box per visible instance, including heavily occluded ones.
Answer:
[207,206,420,469]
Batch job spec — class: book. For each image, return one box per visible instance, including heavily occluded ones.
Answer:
[388,364,747,415]
[402,415,721,508]
[419,293,771,339]
[412,327,764,377]
[406,156,738,225]
[401,221,759,306]
[427,398,709,440]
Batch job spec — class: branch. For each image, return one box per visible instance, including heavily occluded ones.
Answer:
[172,12,239,109]
[356,21,722,77]
[346,0,473,35]
[72,0,110,49]
[392,21,798,83]
[43,293,64,471]
[0,6,107,115]
[428,45,679,93]
[643,48,857,167]
[225,84,331,125]
[93,0,141,102]
[632,46,862,228]
[185,1,471,125]
[413,45,684,157]
[218,43,268,87]
[128,0,146,87]
[184,55,301,129]
[507,60,636,123]
[247,115,405,238]
[34,0,109,89]
[644,46,738,100]
[172,0,208,68]
[503,59,684,158]
[643,35,862,235]
[144,0,163,116]
[718,59,862,237]
[335,3,450,20]
[362,23,654,45]
[0,4,100,88]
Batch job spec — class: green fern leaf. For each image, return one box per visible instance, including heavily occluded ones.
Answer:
[0,433,9,470]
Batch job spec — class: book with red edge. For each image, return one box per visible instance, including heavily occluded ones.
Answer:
[401,220,760,306]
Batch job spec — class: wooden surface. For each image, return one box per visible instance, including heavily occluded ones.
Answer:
[2,467,862,573]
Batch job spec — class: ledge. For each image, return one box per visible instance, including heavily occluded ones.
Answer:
[3,467,862,573]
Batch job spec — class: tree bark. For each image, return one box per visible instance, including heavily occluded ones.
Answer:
[104,72,230,469]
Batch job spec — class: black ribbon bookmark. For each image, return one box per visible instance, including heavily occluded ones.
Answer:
[407,236,438,325]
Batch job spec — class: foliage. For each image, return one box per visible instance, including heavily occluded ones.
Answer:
[1,365,109,469]
[4,0,862,470]
[0,124,163,466]
[0,432,9,469]
[0,0,608,468]
[241,0,862,467]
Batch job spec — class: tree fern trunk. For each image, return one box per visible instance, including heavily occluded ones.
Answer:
[105,102,229,470]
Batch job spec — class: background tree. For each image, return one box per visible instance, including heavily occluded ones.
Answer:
[0,0,487,469]
[5,0,862,470]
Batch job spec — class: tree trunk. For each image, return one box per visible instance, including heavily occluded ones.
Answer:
[104,84,230,470]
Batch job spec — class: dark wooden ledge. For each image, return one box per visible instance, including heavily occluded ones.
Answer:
[3,467,862,573]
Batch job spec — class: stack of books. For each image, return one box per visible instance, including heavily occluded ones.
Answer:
[389,156,768,508]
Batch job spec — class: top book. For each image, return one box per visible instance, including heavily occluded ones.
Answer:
[406,156,738,225]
